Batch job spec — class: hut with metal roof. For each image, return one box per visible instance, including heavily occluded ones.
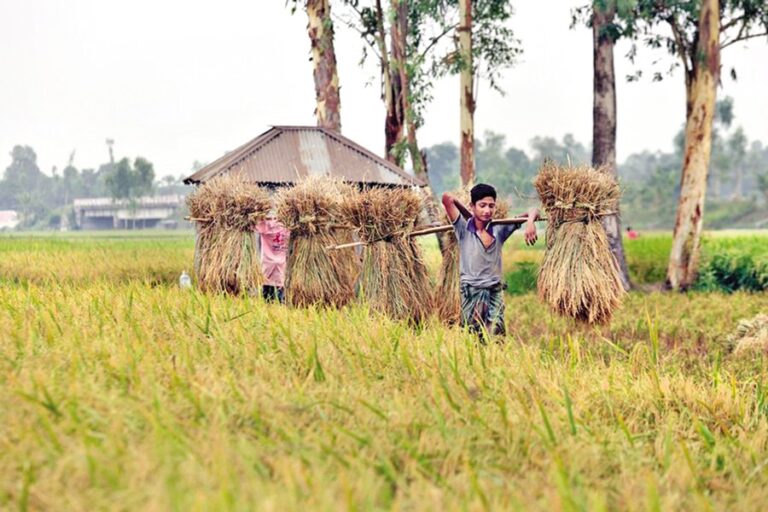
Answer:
[183,126,424,188]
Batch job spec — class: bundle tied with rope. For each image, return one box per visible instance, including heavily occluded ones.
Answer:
[434,187,509,324]
[277,177,359,308]
[186,173,271,295]
[342,187,432,324]
[534,161,625,324]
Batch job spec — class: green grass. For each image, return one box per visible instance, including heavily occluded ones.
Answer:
[2,231,768,510]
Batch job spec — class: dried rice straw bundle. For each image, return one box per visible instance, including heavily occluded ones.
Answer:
[434,187,509,324]
[277,177,358,308]
[534,161,625,324]
[186,173,271,295]
[727,314,768,357]
[343,187,432,324]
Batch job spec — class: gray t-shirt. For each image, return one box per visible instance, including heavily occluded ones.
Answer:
[453,216,521,288]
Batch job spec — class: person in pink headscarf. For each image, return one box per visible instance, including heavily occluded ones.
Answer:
[255,215,290,303]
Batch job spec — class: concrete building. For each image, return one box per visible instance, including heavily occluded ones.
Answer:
[73,195,184,230]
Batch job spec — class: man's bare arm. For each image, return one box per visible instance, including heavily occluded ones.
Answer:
[526,207,540,221]
[523,206,540,246]
[442,193,471,223]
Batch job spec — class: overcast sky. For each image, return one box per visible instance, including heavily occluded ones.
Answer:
[1,0,766,179]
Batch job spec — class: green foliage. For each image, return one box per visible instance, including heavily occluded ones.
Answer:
[505,261,538,295]
[703,199,756,229]
[425,131,583,201]
[757,170,768,202]
[624,234,670,284]
[426,116,768,230]
[105,157,156,200]
[339,1,521,134]
[0,144,166,230]
[463,0,523,92]
[695,252,768,293]
[530,134,590,167]
[0,146,54,228]
[424,142,460,193]
[619,1,768,82]
[695,235,768,292]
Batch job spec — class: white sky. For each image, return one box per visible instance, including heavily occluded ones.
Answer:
[0,0,766,179]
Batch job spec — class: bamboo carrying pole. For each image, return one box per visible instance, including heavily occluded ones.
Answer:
[326,216,548,250]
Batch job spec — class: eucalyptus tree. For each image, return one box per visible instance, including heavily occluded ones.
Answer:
[624,0,768,290]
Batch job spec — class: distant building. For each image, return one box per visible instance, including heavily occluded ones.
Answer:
[183,125,424,188]
[0,210,19,230]
[73,195,184,230]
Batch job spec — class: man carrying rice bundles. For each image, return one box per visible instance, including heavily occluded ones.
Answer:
[442,183,540,338]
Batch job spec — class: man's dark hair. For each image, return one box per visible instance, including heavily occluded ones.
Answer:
[470,183,497,204]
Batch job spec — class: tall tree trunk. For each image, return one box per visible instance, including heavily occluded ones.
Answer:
[393,1,424,177]
[376,0,403,162]
[458,0,475,187]
[592,1,631,291]
[711,170,721,199]
[388,0,408,165]
[666,0,720,291]
[392,0,445,251]
[732,163,743,199]
[307,0,342,132]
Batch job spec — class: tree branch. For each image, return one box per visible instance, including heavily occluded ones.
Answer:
[720,14,747,32]
[418,23,459,61]
[666,14,693,83]
[721,30,768,49]
[331,8,381,61]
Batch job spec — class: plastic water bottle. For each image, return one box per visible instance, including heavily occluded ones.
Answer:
[179,270,192,289]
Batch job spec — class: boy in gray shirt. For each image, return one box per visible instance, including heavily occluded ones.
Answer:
[442,183,539,337]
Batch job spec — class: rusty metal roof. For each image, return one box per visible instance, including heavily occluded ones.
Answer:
[183,126,425,187]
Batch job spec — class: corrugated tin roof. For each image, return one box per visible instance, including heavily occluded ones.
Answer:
[183,126,425,187]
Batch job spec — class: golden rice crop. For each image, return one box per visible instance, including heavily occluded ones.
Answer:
[4,235,768,510]
[534,161,625,324]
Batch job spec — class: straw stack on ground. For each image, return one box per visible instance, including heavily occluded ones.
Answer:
[534,162,625,324]
[186,173,271,295]
[277,177,358,308]
[343,187,432,324]
[728,314,768,357]
[434,188,509,324]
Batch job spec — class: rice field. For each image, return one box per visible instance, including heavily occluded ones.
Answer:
[2,231,768,511]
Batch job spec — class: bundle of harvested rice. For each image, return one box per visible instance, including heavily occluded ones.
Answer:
[534,161,625,324]
[727,314,768,357]
[277,177,358,308]
[343,187,432,324]
[186,173,271,294]
[434,187,509,324]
